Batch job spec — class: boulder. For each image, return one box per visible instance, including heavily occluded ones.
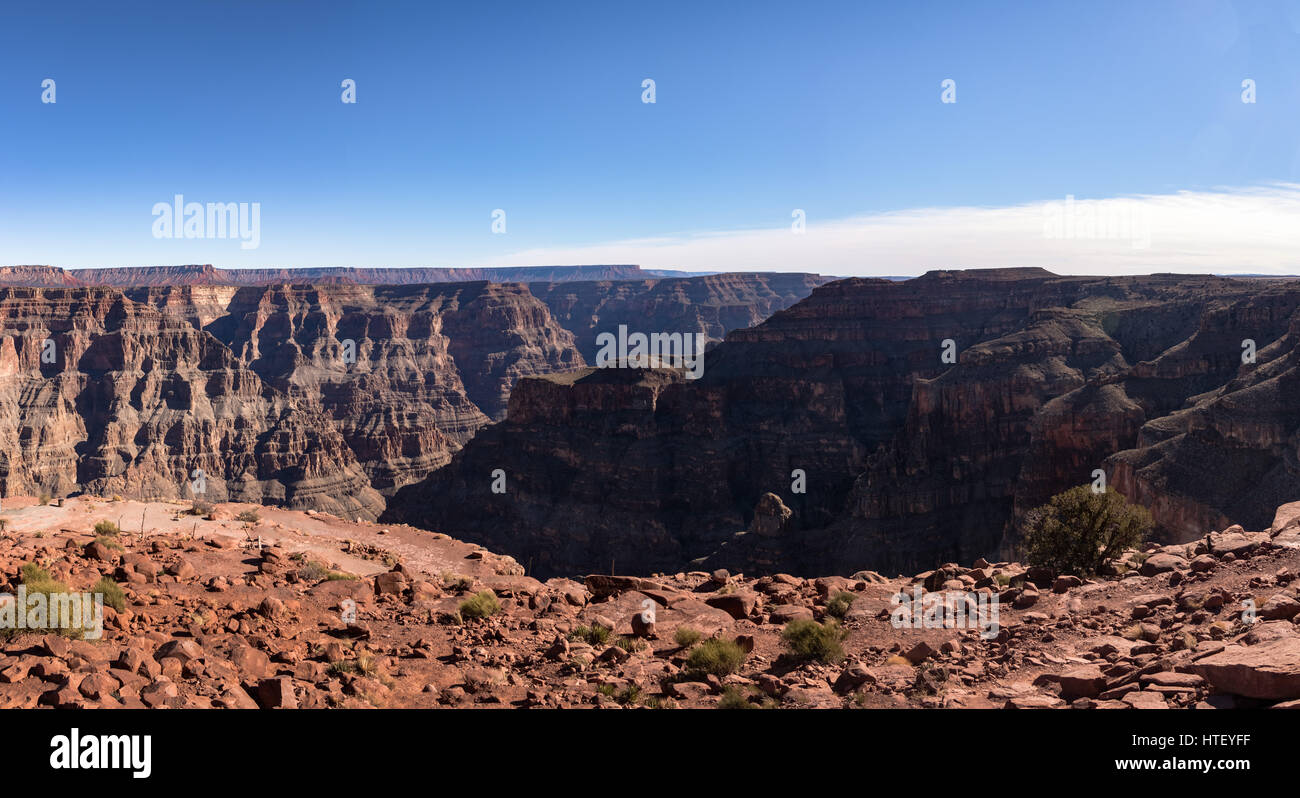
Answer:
[704,591,758,620]
[1139,553,1188,576]
[1034,665,1107,700]
[1189,638,1300,699]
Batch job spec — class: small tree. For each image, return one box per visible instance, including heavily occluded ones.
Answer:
[1021,485,1152,577]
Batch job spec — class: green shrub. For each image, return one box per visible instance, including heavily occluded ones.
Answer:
[236,510,260,523]
[1020,485,1152,577]
[570,624,611,646]
[21,562,53,585]
[616,684,642,705]
[826,590,856,619]
[327,660,356,676]
[91,577,126,612]
[673,626,702,647]
[685,638,747,677]
[717,685,753,709]
[458,590,501,620]
[93,520,120,537]
[11,563,92,638]
[781,619,848,664]
[442,573,474,592]
[614,635,647,653]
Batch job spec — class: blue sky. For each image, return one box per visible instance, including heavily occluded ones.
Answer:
[2,0,1299,273]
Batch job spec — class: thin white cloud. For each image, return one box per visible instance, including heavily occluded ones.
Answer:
[484,183,1300,276]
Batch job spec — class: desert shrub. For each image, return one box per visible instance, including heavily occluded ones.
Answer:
[1020,485,1152,577]
[673,626,702,647]
[299,560,330,582]
[95,536,123,551]
[570,624,611,646]
[717,685,753,709]
[236,510,260,523]
[826,590,856,619]
[328,656,377,676]
[685,638,747,677]
[298,558,354,583]
[39,491,51,506]
[781,619,848,664]
[21,562,55,586]
[458,590,501,620]
[644,695,676,710]
[442,573,473,592]
[93,519,119,537]
[327,660,355,676]
[91,577,126,612]
[11,563,92,638]
[613,635,647,653]
[616,684,642,705]
[187,501,213,517]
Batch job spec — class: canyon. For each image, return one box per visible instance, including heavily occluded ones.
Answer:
[0,269,825,525]
[6,265,1300,584]
[387,269,1300,579]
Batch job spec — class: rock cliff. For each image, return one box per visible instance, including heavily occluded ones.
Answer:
[388,270,1300,578]
[0,272,823,516]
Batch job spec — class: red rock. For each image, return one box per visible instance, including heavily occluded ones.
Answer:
[904,641,937,665]
[704,591,757,620]
[1208,528,1268,558]
[1121,691,1170,709]
[374,571,408,596]
[78,672,121,700]
[1035,665,1107,700]
[257,677,298,709]
[140,678,179,707]
[1259,593,1300,621]
[1140,553,1189,576]
[155,640,204,663]
[1189,638,1300,699]
[1005,694,1066,709]
[227,645,271,680]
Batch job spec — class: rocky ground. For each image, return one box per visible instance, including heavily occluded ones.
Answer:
[2,494,1300,709]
